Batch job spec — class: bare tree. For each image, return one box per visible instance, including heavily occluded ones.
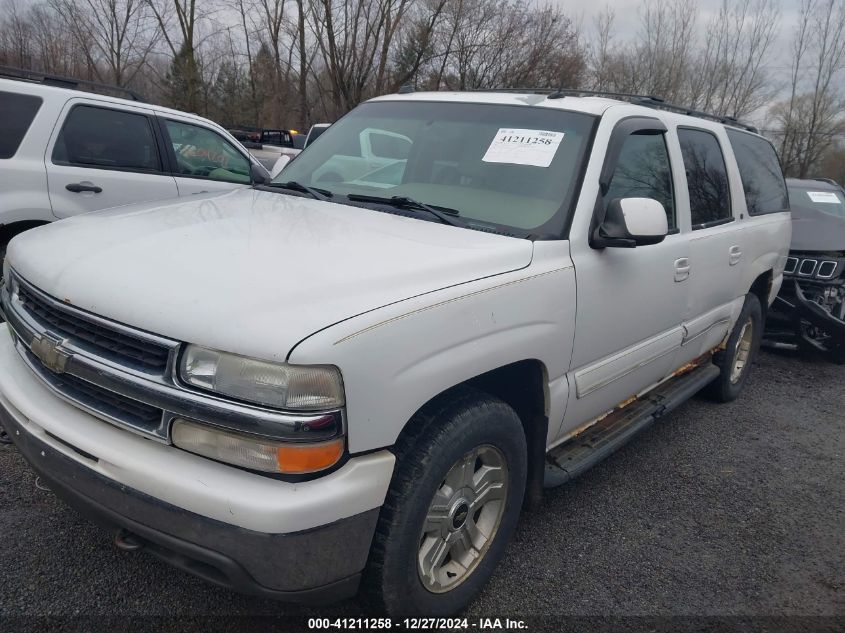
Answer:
[689,0,780,118]
[145,0,205,111]
[48,0,158,86]
[585,0,697,102]
[309,0,414,115]
[585,0,778,119]
[252,0,296,124]
[0,0,35,68]
[772,0,845,177]
[589,6,615,91]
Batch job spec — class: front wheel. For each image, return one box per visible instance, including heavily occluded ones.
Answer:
[704,293,763,402]
[363,388,526,616]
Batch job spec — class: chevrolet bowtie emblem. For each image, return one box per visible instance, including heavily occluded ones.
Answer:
[30,335,72,374]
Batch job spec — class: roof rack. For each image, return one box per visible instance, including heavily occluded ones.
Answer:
[405,86,759,134]
[548,88,758,133]
[0,65,146,102]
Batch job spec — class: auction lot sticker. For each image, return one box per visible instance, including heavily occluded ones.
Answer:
[807,191,841,204]
[482,128,565,167]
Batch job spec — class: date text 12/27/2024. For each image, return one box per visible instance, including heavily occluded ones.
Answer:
[307,618,529,630]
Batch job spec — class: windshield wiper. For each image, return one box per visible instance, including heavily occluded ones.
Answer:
[346,194,465,228]
[264,180,333,201]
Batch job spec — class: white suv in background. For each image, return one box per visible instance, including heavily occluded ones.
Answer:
[0,68,270,261]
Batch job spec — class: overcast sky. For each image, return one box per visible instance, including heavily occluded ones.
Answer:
[562,0,801,37]
[564,0,799,62]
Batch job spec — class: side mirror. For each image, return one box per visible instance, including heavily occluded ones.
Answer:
[270,155,291,179]
[593,198,668,248]
[251,163,270,185]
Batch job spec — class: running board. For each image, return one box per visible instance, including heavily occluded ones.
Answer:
[544,362,720,488]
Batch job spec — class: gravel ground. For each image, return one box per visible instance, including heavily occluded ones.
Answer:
[0,349,843,628]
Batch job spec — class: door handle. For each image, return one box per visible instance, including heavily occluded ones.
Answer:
[729,245,742,266]
[66,182,103,194]
[674,257,690,282]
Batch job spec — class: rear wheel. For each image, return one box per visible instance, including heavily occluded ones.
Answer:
[704,293,763,402]
[363,388,526,616]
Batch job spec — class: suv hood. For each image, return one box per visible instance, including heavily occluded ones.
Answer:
[8,189,532,361]
[790,205,845,252]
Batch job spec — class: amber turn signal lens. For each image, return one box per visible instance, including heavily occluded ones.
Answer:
[172,418,345,474]
[276,438,345,474]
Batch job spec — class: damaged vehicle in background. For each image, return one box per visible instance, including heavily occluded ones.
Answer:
[766,178,845,363]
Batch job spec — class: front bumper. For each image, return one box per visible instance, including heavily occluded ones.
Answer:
[0,323,395,602]
[1,401,377,602]
[769,279,845,347]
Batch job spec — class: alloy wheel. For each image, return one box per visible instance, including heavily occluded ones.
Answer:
[417,445,508,593]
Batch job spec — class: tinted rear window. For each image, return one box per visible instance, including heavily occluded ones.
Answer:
[52,105,161,171]
[727,129,788,215]
[0,91,43,159]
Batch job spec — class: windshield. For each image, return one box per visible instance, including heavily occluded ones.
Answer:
[275,101,596,236]
[789,185,845,219]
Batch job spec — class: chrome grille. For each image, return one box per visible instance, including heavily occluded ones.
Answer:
[17,282,170,372]
[21,345,165,431]
[784,256,841,281]
[798,259,818,276]
[784,257,798,274]
[817,261,838,279]
[2,270,344,444]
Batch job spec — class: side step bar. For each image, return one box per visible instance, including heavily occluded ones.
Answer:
[544,362,720,488]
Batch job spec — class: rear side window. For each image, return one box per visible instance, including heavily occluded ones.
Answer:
[52,105,161,172]
[605,132,676,230]
[678,128,732,229]
[727,129,788,215]
[0,91,43,159]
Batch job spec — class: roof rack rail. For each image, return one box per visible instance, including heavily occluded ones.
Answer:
[0,65,146,102]
[428,86,759,134]
[544,88,759,133]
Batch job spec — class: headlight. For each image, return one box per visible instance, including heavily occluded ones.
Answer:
[172,418,345,474]
[179,345,344,410]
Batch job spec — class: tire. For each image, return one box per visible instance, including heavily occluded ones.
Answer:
[363,388,527,616]
[704,293,763,402]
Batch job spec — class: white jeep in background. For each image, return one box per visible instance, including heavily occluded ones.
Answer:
[0,67,270,262]
[0,88,790,615]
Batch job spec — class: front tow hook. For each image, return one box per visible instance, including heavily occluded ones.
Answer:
[114,529,144,552]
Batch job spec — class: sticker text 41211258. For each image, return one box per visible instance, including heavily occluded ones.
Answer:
[482,128,565,168]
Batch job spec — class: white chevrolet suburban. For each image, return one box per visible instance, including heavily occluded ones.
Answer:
[0,67,270,262]
[0,89,791,615]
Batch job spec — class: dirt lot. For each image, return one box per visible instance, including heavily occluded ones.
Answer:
[0,349,843,628]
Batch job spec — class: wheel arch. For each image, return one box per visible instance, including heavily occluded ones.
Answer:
[0,220,51,249]
[394,359,550,511]
[748,269,773,318]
